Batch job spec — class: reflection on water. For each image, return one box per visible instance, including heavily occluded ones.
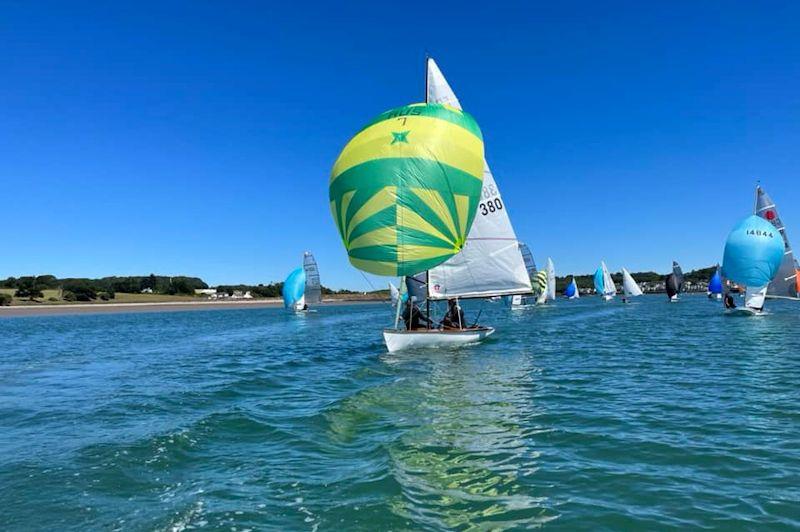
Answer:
[328,350,557,529]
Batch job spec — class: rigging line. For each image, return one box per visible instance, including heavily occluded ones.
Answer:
[357,270,392,308]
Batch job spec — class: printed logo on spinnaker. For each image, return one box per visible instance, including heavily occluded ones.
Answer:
[432,284,441,293]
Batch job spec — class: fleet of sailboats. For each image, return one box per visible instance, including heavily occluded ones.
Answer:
[325,58,799,348]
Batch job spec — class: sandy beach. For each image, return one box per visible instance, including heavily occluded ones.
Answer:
[0,298,385,318]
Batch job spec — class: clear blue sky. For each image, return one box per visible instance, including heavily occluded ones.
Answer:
[2,2,799,289]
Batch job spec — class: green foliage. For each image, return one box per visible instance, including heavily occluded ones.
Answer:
[15,277,44,300]
[0,277,17,288]
[62,280,97,301]
[0,293,12,306]
[63,291,77,302]
[99,291,115,301]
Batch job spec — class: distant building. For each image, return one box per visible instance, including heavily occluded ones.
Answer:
[141,288,153,294]
[195,288,216,296]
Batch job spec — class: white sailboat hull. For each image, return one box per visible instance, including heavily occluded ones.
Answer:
[602,294,614,301]
[383,327,495,352]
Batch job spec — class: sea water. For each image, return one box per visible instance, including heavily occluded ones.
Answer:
[1,295,799,530]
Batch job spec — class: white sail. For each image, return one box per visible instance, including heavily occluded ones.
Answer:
[745,285,768,312]
[389,282,401,307]
[546,258,556,300]
[303,252,322,305]
[425,57,532,300]
[568,278,580,299]
[621,268,643,297]
[602,261,617,296]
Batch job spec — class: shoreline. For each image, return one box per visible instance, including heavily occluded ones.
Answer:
[0,298,386,318]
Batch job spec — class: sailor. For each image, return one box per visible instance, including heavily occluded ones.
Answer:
[402,297,432,330]
[724,293,736,309]
[442,299,466,329]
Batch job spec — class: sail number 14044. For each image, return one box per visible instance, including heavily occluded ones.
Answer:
[478,183,503,216]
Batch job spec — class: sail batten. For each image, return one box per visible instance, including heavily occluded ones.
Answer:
[425,57,532,300]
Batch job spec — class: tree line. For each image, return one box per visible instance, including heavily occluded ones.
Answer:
[1,274,208,301]
[1,274,360,302]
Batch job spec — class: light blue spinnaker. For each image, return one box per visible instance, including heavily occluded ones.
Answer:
[722,215,784,288]
[282,267,306,309]
[593,268,604,294]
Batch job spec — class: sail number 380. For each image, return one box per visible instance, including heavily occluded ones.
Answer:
[479,198,503,216]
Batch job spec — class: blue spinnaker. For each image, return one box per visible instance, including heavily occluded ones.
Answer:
[282,267,306,309]
[722,215,784,288]
[709,269,723,294]
[564,280,576,298]
[593,268,604,294]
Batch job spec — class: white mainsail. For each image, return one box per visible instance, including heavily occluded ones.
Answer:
[303,252,322,305]
[754,185,799,299]
[546,258,556,300]
[621,267,643,297]
[425,58,532,300]
[602,261,617,297]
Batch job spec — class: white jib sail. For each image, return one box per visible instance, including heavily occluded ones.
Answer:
[389,282,401,307]
[602,261,617,296]
[303,252,322,305]
[621,268,643,297]
[745,285,768,312]
[425,57,532,300]
[546,258,556,300]
[570,279,580,299]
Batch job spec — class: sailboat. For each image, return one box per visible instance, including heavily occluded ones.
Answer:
[594,261,617,300]
[621,268,643,300]
[722,215,784,315]
[564,277,580,299]
[282,251,322,311]
[754,185,800,300]
[380,57,532,351]
[665,261,684,302]
[508,242,537,308]
[329,58,508,352]
[546,258,556,301]
[533,269,549,305]
[707,265,723,300]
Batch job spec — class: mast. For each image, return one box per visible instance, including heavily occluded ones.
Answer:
[424,55,431,326]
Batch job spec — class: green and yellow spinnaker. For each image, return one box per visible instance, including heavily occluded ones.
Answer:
[330,103,485,277]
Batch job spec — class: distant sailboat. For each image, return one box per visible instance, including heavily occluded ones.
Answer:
[546,258,556,301]
[564,277,580,299]
[534,270,549,305]
[754,185,800,300]
[707,265,723,300]
[621,268,643,299]
[722,215,784,315]
[282,252,322,311]
[594,261,617,300]
[508,242,538,308]
[665,261,684,302]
